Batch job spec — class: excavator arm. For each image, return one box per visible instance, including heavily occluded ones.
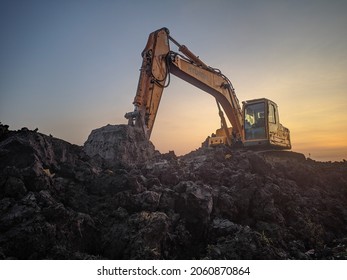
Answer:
[125,27,243,142]
[124,28,170,139]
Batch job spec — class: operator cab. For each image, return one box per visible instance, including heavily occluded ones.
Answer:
[243,98,291,149]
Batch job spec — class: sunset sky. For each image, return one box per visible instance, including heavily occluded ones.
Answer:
[1,0,346,161]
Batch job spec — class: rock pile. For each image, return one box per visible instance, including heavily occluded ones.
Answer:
[0,124,346,259]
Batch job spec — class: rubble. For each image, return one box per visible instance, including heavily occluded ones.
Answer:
[0,124,347,259]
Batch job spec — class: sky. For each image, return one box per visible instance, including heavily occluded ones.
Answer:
[1,0,347,161]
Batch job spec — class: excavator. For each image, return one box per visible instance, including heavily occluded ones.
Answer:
[125,27,291,150]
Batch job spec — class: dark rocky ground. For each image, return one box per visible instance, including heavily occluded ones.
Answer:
[0,123,346,259]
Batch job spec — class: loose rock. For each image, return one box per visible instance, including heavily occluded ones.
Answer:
[0,124,346,259]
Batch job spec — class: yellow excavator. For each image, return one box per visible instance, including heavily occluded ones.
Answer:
[125,27,291,150]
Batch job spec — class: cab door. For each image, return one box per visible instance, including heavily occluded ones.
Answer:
[243,100,267,144]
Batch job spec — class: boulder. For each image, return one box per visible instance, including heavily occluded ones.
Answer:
[84,124,159,168]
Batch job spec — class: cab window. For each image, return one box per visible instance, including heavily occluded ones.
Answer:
[244,102,266,140]
[268,104,276,123]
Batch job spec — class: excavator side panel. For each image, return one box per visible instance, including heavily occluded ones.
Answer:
[267,100,291,149]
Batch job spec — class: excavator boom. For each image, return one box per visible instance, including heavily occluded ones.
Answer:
[169,52,243,140]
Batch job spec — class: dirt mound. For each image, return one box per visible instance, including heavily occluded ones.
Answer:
[0,124,347,259]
